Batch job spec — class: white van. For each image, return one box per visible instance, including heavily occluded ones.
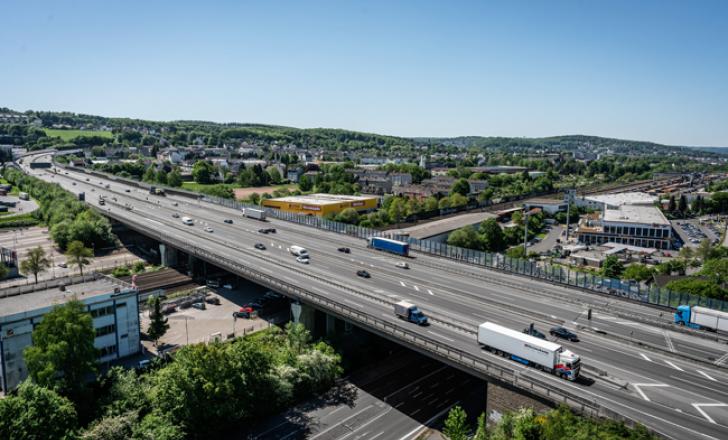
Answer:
[289,246,309,257]
[181,216,194,225]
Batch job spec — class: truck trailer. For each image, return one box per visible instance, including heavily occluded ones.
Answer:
[393,301,428,325]
[243,208,266,221]
[477,322,581,381]
[368,237,409,256]
[674,305,728,332]
[289,246,309,257]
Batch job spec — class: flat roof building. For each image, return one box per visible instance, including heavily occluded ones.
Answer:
[0,274,140,392]
[573,191,657,211]
[576,203,672,250]
[262,193,379,217]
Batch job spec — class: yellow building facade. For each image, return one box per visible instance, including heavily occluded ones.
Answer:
[262,193,379,216]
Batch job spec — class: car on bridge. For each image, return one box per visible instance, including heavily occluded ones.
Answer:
[523,326,546,339]
[224,219,233,224]
[204,226,214,233]
[254,243,266,250]
[396,261,409,269]
[356,270,371,278]
[172,213,180,218]
[296,256,310,264]
[550,326,579,342]
[338,247,351,253]
[258,228,276,234]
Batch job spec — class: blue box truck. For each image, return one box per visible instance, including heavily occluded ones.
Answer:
[367,237,409,256]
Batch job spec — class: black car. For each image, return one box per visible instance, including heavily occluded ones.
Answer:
[356,270,371,278]
[523,327,546,340]
[550,326,579,342]
[338,247,351,253]
[244,302,264,311]
[258,228,276,234]
[125,189,130,193]
[254,243,266,250]
[224,219,233,224]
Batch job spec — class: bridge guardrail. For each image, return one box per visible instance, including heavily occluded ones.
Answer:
[106,209,621,421]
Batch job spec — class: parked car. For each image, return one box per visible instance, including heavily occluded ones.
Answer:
[57,262,67,268]
[224,219,233,224]
[338,247,351,253]
[254,243,266,250]
[162,304,177,314]
[244,302,264,311]
[191,302,206,310]
[523,326,546,339]
[232,307,254,319]
[205,296,221,305]
[356,270,371,278]
[550,326,579,342]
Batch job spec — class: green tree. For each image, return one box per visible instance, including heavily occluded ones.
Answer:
[506,246,527,259]
[249,192,261,205]
[266,166,282,184]
[668,195,677,212]
[298,174,313,192]
[335,207,359,224]
[20,246,51,283]
[423,196,439,211]
[147,296,169,348]
[449,192,469,207]
[448,225,482,250]
[678,194,688,215]
[700,258,728,284]
[480,218,507,252]
[0,382,77,440]
[133,412,185,440]
[451,178,470,196]
[81,411,136,440]
[23,300,97,398]
[0,263,8,280]
[67,240,93,276]
[142,167,156,183]
[473,412,489,440]
[601,255,624,278]
[167,169,182,187]
[388,197,408,225]
[622,264,655,282]
[285,322,311,356]
[443,405,469,440]
[192,160,215,184]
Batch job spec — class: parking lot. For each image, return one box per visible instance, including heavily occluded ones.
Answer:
[140,281,290,354]
[672,217,724,248]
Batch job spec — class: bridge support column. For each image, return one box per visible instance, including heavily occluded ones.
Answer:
[159,244,178,267]
[290,302,316,331]
[326,314,337,336]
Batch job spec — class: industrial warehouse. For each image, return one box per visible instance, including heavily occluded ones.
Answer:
[262,193,379,216]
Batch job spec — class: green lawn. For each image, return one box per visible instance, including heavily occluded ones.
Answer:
[181,182,238,192]
[0,177,19,195]
[43,128,114,141]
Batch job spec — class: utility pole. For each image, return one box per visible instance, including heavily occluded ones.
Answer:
[565,197,571,241]
[523,210,529,254]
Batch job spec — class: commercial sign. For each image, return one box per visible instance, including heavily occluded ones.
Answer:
[302,205,322,211]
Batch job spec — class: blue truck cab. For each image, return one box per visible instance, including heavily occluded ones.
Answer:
[674,305,699,329]
[394,301,428,325]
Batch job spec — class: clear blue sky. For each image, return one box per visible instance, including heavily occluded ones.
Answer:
[1,1,727,146]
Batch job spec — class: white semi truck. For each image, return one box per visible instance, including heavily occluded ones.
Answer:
[477,322,581,381]
[289,246,309,258]
[675,305,728,332]
[243,208,266,220]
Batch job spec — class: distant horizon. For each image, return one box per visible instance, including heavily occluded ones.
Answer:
[9,105,727,150]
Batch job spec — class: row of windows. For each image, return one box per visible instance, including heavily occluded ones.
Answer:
[89,302,127,318]
[90,305,115,318]
[603,225,669,238]
[98,344,117,357]
[580,234,670,250]
[95,324,116,337]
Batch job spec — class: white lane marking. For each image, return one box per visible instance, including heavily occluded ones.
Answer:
[664,331,676,352]
[398,401,460,440]
[697,370,718,382]
[413,285,420,292]
[400,281,406,287]
[427,331,455,342]
[692,403,728,424]
[665,360,684,372]
[338,407,392,440]
[428,289,434,296]
[370,432,384,440]
[308,405,374,440]
[639,353,652,362]
[632,383,670,402]
[714,352,728,366]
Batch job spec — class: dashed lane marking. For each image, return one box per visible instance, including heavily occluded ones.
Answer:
[428,289,434,296]
[400,281,406,287]
[639,353,652,362]
[413,285,420,292]
[698,370,718,382]
[664,331,676,352]
[427,331,455,342]
[692,403,728,424]
[632,383,670,402]
[665,360,684,372]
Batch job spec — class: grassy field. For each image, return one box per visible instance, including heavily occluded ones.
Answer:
[43,128,114,141]
[181,182,238,192]
[234,184,296,200]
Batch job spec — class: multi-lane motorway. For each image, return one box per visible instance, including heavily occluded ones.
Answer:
[20,154,728,439]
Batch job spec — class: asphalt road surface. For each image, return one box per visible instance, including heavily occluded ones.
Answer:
[20,155,728,439]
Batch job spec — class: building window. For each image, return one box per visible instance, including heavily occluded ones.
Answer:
[99,344,117,357]
[116,302,127,308]
[95,324,116,337]
[90,305,115,318]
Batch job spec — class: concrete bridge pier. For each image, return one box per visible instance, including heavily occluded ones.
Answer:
[291,302,317,331]
[159,243,178,267]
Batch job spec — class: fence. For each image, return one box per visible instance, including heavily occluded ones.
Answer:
[55,158,728,312]
[0,272,131,298]
[200,194,728,312]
